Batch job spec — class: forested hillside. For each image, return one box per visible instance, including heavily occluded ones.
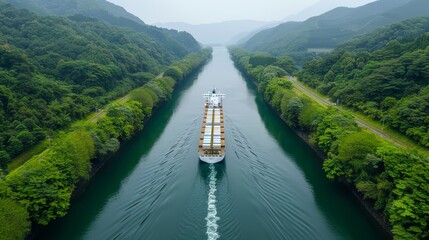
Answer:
[0,48,212,240]
[5,0,201,56]
[230,48,429,240]
[298,17,429,147]
[241,0,429,63]
[0,3,201,167]
[6,0,144,23]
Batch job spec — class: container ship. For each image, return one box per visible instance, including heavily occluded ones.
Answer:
[198,88,226,163]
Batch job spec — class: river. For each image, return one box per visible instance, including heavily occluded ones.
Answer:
[37,47,388,240]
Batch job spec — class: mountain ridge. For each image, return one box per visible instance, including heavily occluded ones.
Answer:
[241,0,428,60]
[6,0,144,23]
[5,0,201,56]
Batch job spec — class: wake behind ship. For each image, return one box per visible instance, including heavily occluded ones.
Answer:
[198,88,226,163]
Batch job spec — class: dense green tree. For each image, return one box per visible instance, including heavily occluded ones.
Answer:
[282,97,304,127]
[0,150,10,167]
[298,24,429,147]
[323,131,382,181]
[230,41,429,240]
[315,109,357,153]
[0,198,31,240]
[0,3,202,159]
[298,102,324,131]
[273,55,298,75]
[377,146,429,239]
[0,3,212,239]
[5,152,74,225]
[164,66,184,81]
[249,52,276,67]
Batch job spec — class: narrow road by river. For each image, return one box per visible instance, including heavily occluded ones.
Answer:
[287,76,410,148]
[37,48,388,240]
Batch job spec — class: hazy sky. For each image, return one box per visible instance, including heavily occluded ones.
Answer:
[108,0,376,24]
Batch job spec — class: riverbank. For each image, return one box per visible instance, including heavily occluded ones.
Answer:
[229,48,429,239]
[233,59,392,235]
[0,49,212,240]
[33,47,388,240]
[71,55,211,199]
[288,115,393,236]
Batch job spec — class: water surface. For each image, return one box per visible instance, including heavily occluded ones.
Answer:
[37,47,388,240]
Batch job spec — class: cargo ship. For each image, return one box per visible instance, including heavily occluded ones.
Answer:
[198,88,226,163]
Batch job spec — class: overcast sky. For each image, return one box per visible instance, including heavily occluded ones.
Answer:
[108,0,377,24]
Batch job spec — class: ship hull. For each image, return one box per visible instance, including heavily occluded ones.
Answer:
[198,155,225,164]
[199,89,226,164]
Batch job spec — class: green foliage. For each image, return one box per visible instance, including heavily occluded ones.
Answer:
[241,0,429,63]
[0,4,211,236]
[315,109,357,153]
[52,130,95,180]
[273,55,298,75]
[0,198,31,240]
[0,151,10,168]
[5,0,201,57]
[6,150,74,225]
[0,179,8,197]
[0,3,201,161]
[249,52,276,67]
[324,131,382,181]
[298,20,429,147]
[57,60,121,90]
[298,101,324,131]
[230,46,429,239]
[281,97,304,127]
[4,129,94,225]
[264,77,292,103]
[0,48,211,239]
[297,19,429,239]
[129,88,155,108]
[90,48,211,158]
[164,66,184,81]
[376,146,429,239]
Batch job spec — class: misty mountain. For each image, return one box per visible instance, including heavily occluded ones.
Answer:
[282,0,376,22]
[234,0,377,46]
[156,20,268,45]
[6,0,144,23]
[242,0,429,57]
[5,0,201,56]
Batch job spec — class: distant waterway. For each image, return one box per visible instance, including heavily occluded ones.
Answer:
[37,47,388,240]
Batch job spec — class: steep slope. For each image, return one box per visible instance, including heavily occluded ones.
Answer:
[0,3,201,164]
[242,0,428,58]
[7,0,144,23]
[282,0,376,22]
[298,17,429,147]
[339,17,429,51]
[5,0,201,56]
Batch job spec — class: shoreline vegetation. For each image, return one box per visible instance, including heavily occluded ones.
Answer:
[0,2,201,172]
[0,48,212,240]
[229,47,429,240]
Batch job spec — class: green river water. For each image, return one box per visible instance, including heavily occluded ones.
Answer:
[36,47,388,240]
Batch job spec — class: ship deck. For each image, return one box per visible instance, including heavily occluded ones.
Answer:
[198,104,225,158]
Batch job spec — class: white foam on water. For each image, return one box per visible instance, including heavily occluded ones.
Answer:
[205,164,220,240]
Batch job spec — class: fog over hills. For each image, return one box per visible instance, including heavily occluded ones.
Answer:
[155,0,378,45]
[282,0,377,22]
[155,20,268,45]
